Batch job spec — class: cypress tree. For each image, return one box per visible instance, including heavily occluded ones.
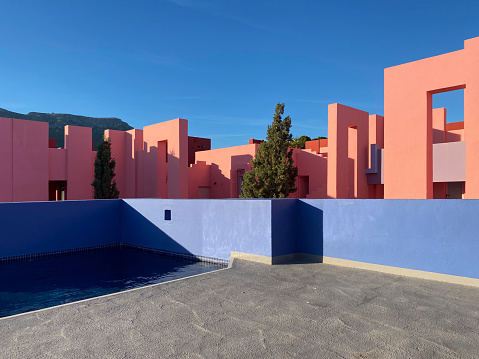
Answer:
[241,103,298,198]
[91,137,120,199]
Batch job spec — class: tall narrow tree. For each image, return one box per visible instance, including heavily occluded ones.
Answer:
[92,137,120,199]
[241,103,298,198]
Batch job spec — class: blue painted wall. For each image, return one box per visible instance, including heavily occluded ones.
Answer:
[122,199,272,261]
[0,200,121,258]
[299,199,479,279]
[296,200,323,256]
[271,199,297,257]
[1,198,479,280]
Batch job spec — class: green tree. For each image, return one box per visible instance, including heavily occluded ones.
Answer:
[91,137,120,199]
[241,103,298,198]
[290,135,312,149]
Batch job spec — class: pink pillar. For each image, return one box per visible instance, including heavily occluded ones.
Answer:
[369,115,384,148]
[49,148,67,181]
[65,125,94,200]
[464,37,479,198]
[432,108,447,144]
[105,129,126,198]
[0,118,13,202]
[142,118,189,199]
[125,129,143,198]
[327,103,369,199]
[136,150,147,198]
[157,140,168,198]
[12,119,49,202]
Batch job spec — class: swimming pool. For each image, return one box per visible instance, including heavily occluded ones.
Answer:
[0,246,225,318]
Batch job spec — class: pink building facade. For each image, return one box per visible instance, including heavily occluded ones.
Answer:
[1,36,477,201]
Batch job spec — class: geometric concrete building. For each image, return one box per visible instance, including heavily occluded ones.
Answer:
[384,36,478,199]
[0,36,477,202]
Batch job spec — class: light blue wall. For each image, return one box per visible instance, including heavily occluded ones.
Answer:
[1,198,479,280]
[122,199,272,261]
[299,199,479,279]
[0,200,121,258]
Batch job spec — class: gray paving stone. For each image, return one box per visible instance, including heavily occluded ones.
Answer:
[1,259,478,358]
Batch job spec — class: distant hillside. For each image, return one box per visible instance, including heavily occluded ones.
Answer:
[0,108,133,150]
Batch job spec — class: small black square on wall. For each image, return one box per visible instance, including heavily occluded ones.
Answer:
[164,209,172,220]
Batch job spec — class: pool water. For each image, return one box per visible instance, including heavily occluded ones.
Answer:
[0,246,224,318]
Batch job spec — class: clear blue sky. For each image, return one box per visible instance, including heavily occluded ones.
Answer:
[1,0,477,149]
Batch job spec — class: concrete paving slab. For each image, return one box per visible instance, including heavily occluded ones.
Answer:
[1,259,479,358]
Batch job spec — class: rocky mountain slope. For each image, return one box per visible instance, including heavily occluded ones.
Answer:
[0,108,133,150]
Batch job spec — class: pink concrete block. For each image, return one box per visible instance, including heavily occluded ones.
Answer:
[305,140,320,154]
[0,118,13,202]
[105,129,126,198]
[292,148,327,199]
[327,104,369,199]
[195,144,258,198]
[142,118,189,199]
[124,129,143,198]
[49,148,67,181]
[12,119,49,202]
[188,161,211,199]
[432,108,446,144]
[65,125,94,200]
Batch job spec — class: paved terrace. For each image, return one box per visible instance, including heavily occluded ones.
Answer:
[1,260,478,358]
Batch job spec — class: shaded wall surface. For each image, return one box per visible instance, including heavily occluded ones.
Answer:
[1,199,479,281]
[0,200,121,258]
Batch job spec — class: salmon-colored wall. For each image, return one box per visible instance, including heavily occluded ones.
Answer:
[105,129,126,198]
[124,129,143,198]
[195,144,258,198]
[447,131,465,142]
[12,119,49,202]
[384,37,479,198]
[463,37,479,198]
[49,148,67,181]
[0,118,13,202]
[432,108,447,144]
[140,118,189,199]
[369,115,384,148]
[188,161,211,199]
[65,125,94,200]
[445,121,464,142]
[327,104,369,199]
[305,140,320,154]
[319,139,328,157]
[292,148,327,198]
[135,149,154,199]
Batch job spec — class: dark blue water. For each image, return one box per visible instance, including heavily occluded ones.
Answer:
[0,247,224,318]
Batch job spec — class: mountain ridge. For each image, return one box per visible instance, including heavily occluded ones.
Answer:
[0,108,133,150]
